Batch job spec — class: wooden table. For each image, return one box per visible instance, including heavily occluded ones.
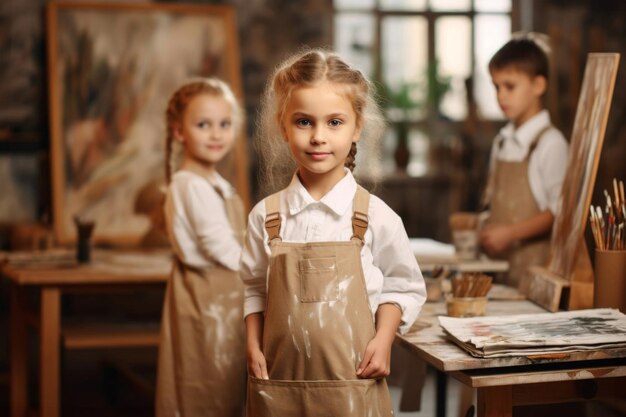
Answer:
[396,300,626,417]
[1,249,171,417]
[416,257,510,274]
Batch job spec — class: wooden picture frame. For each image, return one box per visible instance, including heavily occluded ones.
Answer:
[47,1,249,245]
[526,53,620,311]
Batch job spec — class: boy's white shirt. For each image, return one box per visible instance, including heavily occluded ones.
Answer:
[164,170,241,271]
[240,169,427,334]
[488,109,569,214]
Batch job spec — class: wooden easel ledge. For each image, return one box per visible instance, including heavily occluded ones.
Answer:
[526,265,570,312]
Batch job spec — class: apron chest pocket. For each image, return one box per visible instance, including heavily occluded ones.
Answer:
[298,257,339,302]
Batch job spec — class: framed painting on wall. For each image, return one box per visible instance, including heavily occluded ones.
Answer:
[47,1,249,245]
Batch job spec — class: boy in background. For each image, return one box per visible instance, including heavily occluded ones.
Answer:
[480,33,569,288]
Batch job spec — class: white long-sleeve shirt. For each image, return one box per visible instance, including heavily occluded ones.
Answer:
[488,110,569,214]
[164,170,241,271]
[240,170,426,334]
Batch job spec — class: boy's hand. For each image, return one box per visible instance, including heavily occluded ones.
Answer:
[356,334,392,379]
[247,347,269,379]
[480,224,513,255]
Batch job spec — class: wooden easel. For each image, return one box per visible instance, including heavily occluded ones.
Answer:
[523,53,620,312]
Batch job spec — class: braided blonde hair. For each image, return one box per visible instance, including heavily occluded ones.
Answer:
[256,48,385,194]
[164,78,242,183]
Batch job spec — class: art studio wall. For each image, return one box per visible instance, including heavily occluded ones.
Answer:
[1,0,625,244]
[0,0,333,243]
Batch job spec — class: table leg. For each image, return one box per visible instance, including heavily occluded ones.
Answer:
[458,384,474,417]
[40,287,61,417]
[477,385,512,417]
[436,370,447,417]
[399,355,427,411]
[10,284,28,417]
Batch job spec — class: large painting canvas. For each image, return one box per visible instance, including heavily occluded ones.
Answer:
[47,2,248,245]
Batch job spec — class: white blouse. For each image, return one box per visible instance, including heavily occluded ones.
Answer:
[240,170,427,334]
[164,170,241,271]
[488,109,569,214]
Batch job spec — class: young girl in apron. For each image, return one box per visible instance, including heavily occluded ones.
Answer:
[240,49,427,417]
[156,78,247,417]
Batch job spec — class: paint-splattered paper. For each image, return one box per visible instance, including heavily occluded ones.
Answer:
[439,308,626,358]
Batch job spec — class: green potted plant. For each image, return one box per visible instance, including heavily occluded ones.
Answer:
[378,60,452,173]
[378,81,421,172]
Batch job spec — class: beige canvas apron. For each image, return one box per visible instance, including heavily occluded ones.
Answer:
[156,183,246,417]
[486,126,552,288]
[246,186,393,417]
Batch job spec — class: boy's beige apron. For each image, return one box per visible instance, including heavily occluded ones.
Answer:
[246,186,393,417]
[485,126,552,288]
[156,186,246,417]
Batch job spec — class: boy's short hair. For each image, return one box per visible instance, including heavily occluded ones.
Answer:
[489,36,549,80]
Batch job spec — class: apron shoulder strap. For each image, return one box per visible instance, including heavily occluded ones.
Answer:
[482,134,505,209]
[525,125,553,161]
[264,192,282,243]
[351,185,370,243]
[212,184,225,199]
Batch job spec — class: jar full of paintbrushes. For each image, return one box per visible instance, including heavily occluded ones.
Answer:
[446,273,493,317]
[589,178,626,312]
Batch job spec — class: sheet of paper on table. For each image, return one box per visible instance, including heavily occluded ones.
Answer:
[439,308,626,358]
[410,238,456,261]
[410,238,509,273]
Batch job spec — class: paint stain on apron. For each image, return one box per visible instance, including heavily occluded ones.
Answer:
[156,184,246,417]
[247,186,394,417]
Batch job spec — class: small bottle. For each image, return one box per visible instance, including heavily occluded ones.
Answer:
[74,217,95,263]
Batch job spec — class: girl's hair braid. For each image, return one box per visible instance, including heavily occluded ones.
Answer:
[164,78,242,183]
[345,142,357,171]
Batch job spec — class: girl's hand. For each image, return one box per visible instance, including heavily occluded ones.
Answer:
[247,347,269,379]
[357,303,401,379]
[245,312,268,379]
[480,224,513,256]
[356,334,392,379]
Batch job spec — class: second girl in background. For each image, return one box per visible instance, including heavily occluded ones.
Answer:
[155,78,246,417]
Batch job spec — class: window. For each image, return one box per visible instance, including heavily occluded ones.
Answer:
[334,0,512,176]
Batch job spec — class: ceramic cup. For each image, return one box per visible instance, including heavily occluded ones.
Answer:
[594,249,626,312]
[446,297,487,317]
[452,230,479,261]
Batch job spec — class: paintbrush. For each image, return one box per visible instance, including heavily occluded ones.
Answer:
[452,273,492,298]
[589,206,603,249]
[614,178,621,216]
